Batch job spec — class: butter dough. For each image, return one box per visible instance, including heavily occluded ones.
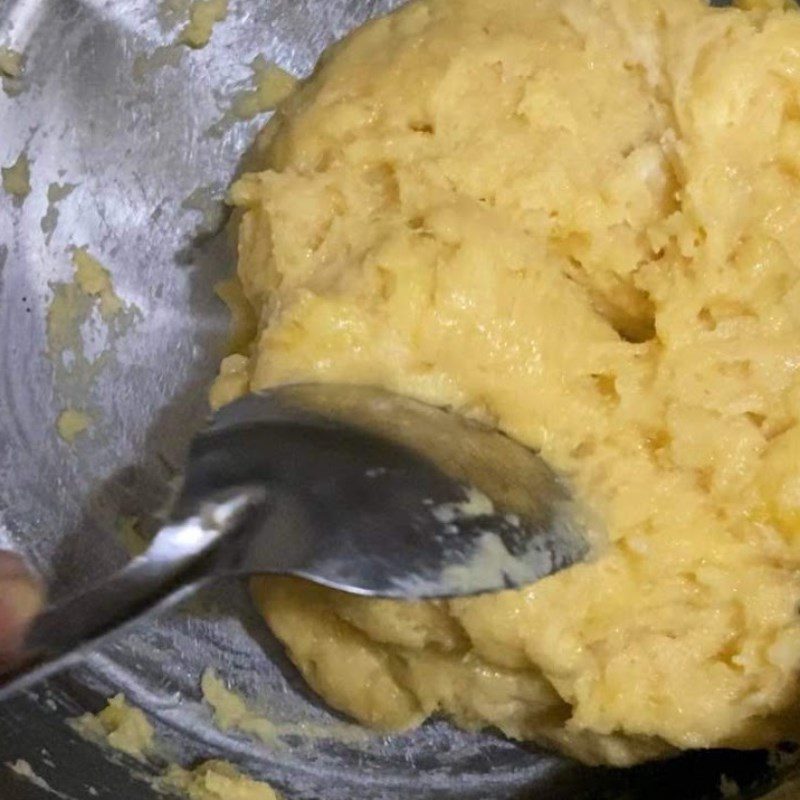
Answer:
[72,694,155,760]
[214,0,800,765]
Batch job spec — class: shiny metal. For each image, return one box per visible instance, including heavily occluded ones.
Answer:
[0,0,796,797]
[180,384,586,598]
[0,384,587,700]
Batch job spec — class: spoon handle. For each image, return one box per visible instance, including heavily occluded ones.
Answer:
[0,490,259,702]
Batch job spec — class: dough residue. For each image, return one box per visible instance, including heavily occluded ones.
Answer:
[72,248,124,319]
[215,0,800,767]
[179,0,228,48]
[0,46,21,78]
[2,151,30,200]
[201,669,370,746]
[46,247,138,442]
[56,408,91,443]
[201,669,278,743]
[207,58,298,138]
[0,46,23,95]
[72,694,155,760]
[430,487,495,524]
[231,58,297,121]
[164,760,281,800]
[73,695,282,800]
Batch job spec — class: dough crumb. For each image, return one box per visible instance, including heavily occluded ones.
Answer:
[2,151,30,200]
[72,247,124,319]
[209,353,250,409]
[164,760,281,800]
[206,58,297,138]
[179,0,228,48]
[56,408,91,443]
[0,46,22,78]
[72,695,155,760]
[201,669,278,743]
[231,58,297,120]
[134,0,223,77]
[0,45,24,94]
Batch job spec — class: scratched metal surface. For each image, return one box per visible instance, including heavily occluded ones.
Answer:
[0,0,796,797]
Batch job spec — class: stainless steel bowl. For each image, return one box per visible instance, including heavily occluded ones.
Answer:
[0,0,796,797]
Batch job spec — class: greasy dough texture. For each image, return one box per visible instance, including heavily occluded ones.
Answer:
[213,0,800,766]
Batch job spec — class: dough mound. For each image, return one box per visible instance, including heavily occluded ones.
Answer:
[214,0,800,766]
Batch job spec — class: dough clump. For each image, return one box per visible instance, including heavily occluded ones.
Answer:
[215,0,800,765]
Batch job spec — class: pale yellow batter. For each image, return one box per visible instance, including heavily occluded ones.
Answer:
[212,0,800,766]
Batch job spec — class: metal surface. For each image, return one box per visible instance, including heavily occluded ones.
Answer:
[0,0,796,797]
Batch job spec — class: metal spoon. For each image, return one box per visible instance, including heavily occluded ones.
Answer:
[0,384,588,700]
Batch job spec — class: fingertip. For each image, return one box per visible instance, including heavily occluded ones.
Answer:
[0,553,44,655]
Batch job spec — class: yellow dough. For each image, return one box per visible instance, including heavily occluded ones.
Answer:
[163,761,282,800]
[213,0,800,766]
[71,696,282,799]
[72,694,155,760]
